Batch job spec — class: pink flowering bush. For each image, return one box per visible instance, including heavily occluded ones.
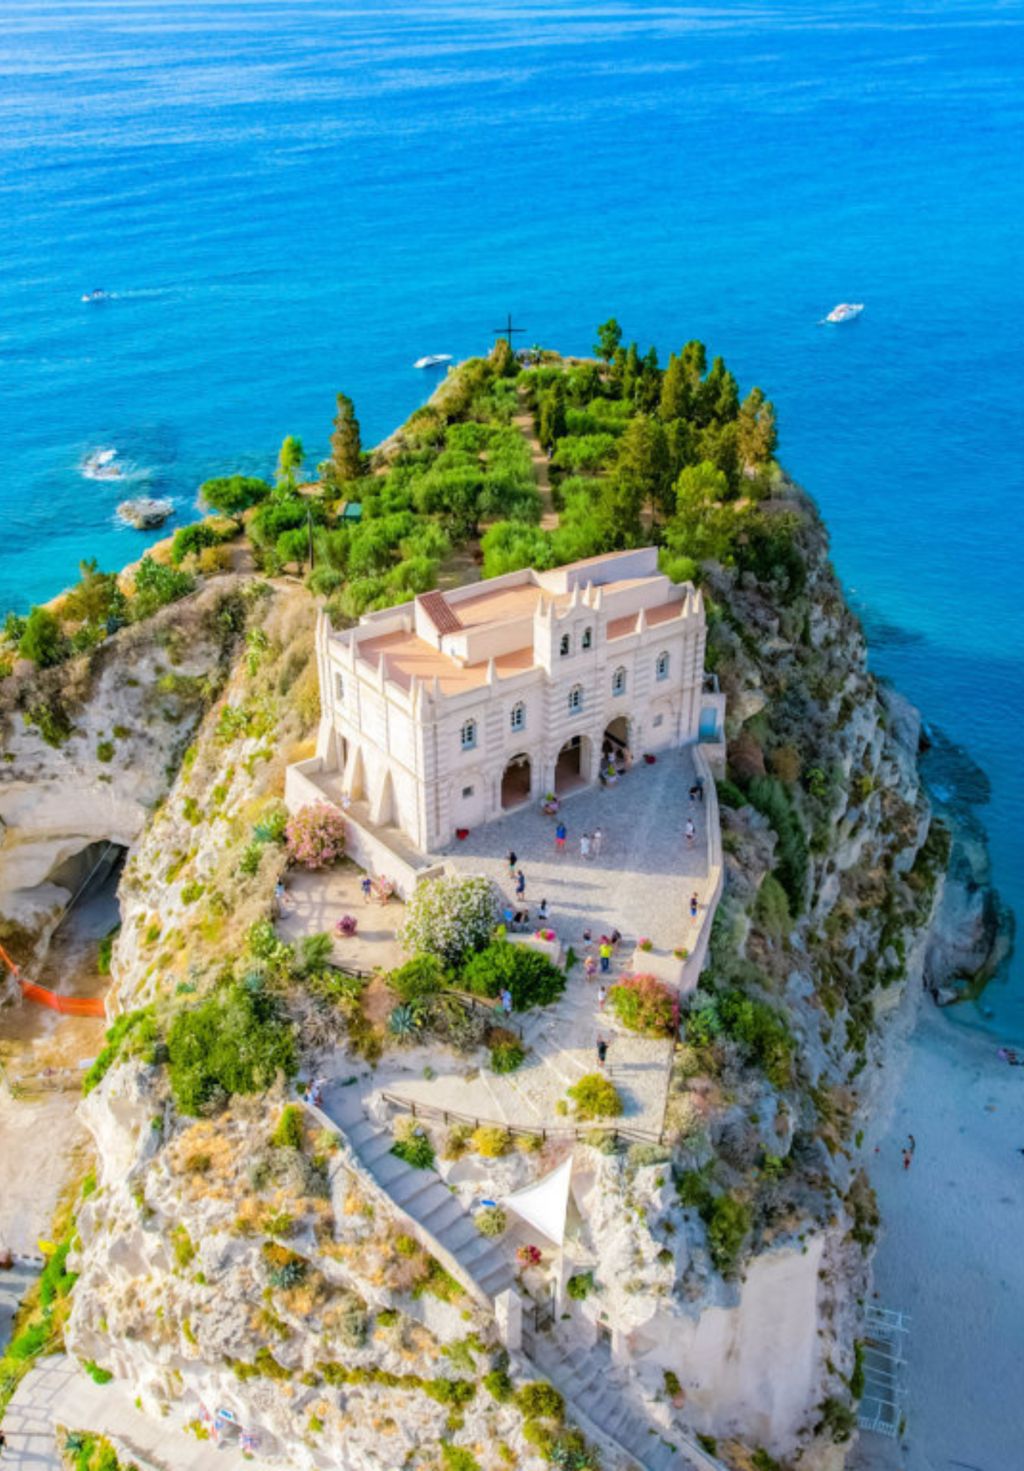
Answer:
[285,803,346,870]
[609,974,675,1037]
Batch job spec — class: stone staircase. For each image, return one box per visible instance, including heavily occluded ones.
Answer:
[319,1080,515,1303]
[522,1325,719,1471]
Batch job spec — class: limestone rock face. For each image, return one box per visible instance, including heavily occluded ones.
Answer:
[0,581,239,941]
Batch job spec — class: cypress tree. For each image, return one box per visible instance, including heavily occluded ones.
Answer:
[538,380,567,451]
[659,352,690,422]
[736,387,778,471]
[325,392,362,488]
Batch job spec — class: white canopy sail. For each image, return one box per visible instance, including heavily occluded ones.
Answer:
[503,1155,573,1246]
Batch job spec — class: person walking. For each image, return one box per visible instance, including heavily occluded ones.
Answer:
[360,874,373,904]
[584,955,597,981]
[507,849,517,875]
[596,1035,609,1069]
[501,988,513,1017]
[580,832,592,860]
[592,827,604,857]
[537,898,549,923]
[690,891,699,918]
[555,821,567,853]
[597,985,607,1011]
[684,818,695,849]
[599,938,612,973]
[515,869,526,900]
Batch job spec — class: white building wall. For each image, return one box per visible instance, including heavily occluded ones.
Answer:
[309,568,709,854]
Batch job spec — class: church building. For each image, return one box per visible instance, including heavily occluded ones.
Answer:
[310,546,709,853]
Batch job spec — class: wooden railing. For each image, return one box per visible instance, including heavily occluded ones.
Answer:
[378,1089,667,1145]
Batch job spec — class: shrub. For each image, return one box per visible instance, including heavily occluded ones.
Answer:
[705,1194,751,1276]
[167,982,296,1115]
[748,775,809,914]
[608,974,675,1037]
[515,1381,564,1422]
[96,740,115,763]
[82,1008,157,1095]
[271,1106,303,1150]
[443,1123,473,1160]
[490,1040,525,1074]
[172,1225,195,1268]
[170,520,224,567]
[565,1272,593,1301]
[461,939,565,1009]
[567,1073,623,1121]
[441,1447,481,1471]
[130,556,194,619]
[754,873,791,938]
[401,875,501,966]
[716,777,748,809]
[285,803,346,870]
[816,1398,857,1444]
[391,1133,435,1170]
[475,1206,506,1236]
[388,954,445,1002]
[18,606,66,667]
[470,1126,511,1158]
[484,1368,515,1402]
[83,1359,114,1385]
[686,988,793,1089]
[664,1369,682,1398]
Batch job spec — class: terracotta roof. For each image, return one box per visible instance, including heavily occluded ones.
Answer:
[606,597,688,641]
[357,630,535,693]
[418,590,463,636]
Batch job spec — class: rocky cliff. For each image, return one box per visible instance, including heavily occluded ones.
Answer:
[11,438,1006,1471]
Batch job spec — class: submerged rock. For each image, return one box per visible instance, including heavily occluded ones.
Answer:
[117,497,174,530]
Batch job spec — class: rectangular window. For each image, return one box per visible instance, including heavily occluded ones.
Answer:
[335,671,344,702]
[461,720,477,751]
[462,786,474,799]
[653,713,664,728]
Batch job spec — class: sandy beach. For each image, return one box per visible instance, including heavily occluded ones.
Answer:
[853,1008,1024,1471]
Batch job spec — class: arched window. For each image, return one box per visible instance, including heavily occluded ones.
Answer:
[461,719,477,751]
[568,684,584,715]
[335,671,345,702]
[582,627,593,650]
[510,701,525,733]
[612,666,627,697]
[656,650,670,681]
[559,633,571,657]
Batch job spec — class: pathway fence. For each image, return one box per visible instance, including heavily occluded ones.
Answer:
[378,1089,669,1145]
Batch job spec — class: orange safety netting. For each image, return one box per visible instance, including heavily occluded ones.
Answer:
[0,939,106,1017]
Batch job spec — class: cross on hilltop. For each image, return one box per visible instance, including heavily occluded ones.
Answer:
[491,312,525,348]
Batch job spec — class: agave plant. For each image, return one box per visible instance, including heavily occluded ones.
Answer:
[388,1004,422,1039]
[253,808,288,845]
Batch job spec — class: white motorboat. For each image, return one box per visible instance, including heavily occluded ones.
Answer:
[823,302,864,323]
[81,288,108,303]
[413,354,453,369]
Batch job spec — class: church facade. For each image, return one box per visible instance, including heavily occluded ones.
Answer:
[311,546,710,853]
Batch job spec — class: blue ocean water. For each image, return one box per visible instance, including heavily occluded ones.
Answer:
[1,0,1022,1027]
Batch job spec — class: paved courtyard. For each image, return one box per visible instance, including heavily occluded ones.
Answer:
[276,859,404,974]
[432,744,712,956]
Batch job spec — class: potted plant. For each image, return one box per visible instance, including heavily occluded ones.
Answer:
[335,914,358,937]
[638,937,653,953]
[673,946,689,960]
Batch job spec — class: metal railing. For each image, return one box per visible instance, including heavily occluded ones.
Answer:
[0,1336,62,1421]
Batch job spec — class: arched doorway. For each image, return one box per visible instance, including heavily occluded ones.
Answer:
[554,735,590,796]
[501,754,532,810]
[602,716,632,777]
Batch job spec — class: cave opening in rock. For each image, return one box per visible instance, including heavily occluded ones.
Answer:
[32,840,128,994]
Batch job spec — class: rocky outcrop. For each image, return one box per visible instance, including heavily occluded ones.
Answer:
[0,580,244,947]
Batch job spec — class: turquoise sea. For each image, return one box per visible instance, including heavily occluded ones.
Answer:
[1,1,1022,1028]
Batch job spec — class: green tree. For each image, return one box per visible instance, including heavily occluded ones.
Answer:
[491,337,516,377]
[635,345,661,412]
[18,606,65,668]
[170,521,223,567]
[615,414,672,517]
[659,352,691,422]
[538,380,567,450]
[61,559,123,627]
[681,339,708,395]
[200,475,272,522]
[276,435,304,490]
[130,556,195,620]
[621,341,641,402]
[736,387,778,471]
[698,356,740,426]
[324,392,362,489]
[593,317,622,362]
